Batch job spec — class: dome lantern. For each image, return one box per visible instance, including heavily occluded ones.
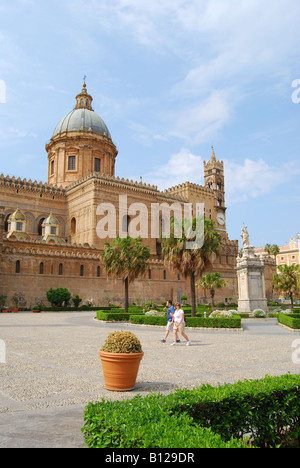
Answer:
[75,83,94,111]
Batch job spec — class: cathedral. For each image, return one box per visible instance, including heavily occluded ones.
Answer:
[0,84,239,308]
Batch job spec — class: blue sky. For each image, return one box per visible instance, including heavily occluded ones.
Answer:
[0,0,299,248]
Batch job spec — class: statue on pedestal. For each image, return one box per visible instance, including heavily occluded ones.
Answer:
[237,225,268,315]
[241,226,250,248]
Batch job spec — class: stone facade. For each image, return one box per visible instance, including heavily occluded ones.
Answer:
[0,85,239,309]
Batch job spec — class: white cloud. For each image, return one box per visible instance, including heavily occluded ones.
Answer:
[0,127,37,141]
[144,148,204,190]
[167,88,235,145]
[225,159,300,204]
[62,0,300,147]
[144,150,300,204]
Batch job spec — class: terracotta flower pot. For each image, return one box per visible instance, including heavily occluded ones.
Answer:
[99,351,144,392]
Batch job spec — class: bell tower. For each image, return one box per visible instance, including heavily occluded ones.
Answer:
[204,147,226,229]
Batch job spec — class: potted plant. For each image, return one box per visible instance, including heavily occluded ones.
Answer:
[99,331,144,392]
[32,305,41,313]
[1,296,10,313]
[12,294,19,313]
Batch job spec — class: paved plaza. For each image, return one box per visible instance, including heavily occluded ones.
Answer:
[0,311,299,448]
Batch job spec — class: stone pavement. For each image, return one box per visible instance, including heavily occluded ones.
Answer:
[0,312,299,448]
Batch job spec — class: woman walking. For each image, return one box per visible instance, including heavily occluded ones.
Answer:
[171,302,191,346]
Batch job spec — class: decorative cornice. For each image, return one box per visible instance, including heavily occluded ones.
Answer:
[2,238,101,260]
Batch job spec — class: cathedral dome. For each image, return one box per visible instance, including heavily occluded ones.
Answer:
[52,83,112,140]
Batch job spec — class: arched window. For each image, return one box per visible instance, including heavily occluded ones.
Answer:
[16,260,21,274]
[39,262,44,275]
[97,266,101,278]
[148,269,152,280]
[163,270,167,280]
[4,214,12,232]
[71,218,76,235]
[59,264,63,276]
[38,218,45,236]
[80,265,84,277]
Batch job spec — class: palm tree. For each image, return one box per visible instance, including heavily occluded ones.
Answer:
[272,264,300,310]
[197,272,227,312]
[265,244,280,257]
[161,218,222,317]
[101,236,151,313]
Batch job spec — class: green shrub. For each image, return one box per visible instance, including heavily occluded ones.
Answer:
[72,295,82,308]
[278,313,300,330]
[46,288,71,307]
[128,315,241,328]
[186,316,242,329]
[82,374,300,449]
[130,315,166,326]
[96,311,130,322]
[167,374,300,448]
[101,331,142,354]
[253,309,266,318]
[82,396,247,449]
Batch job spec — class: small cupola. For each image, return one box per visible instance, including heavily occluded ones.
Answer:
[7,208,31,241]
[75,83,93,111]
[41,214,65,245]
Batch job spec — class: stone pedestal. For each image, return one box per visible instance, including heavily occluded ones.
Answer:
[237,245,268,315]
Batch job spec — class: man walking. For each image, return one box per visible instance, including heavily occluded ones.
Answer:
[161,300,180,343]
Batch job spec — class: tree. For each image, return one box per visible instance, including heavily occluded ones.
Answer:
[265,244,280,257]
[161,218,222,317]
[101,236,151,313]
[197,272,227,311]
[272,264,300,309]
[46,288,71,307]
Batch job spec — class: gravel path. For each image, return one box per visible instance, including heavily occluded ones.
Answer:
[0,312,299,448]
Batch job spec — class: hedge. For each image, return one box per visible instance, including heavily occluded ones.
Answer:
[82,397,247,449]
[130,315,242,329]
[96,311,130,322]
[130,315,166,326]
[82,374,300,448]
[185,316,241,329]
[278,313,300,330]
[97,313,242,329]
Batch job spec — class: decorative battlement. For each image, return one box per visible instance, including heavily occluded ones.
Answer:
[0,174,66,196]
[66,171,159,192]
[65,172,187,202]
[165,181,211,195]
